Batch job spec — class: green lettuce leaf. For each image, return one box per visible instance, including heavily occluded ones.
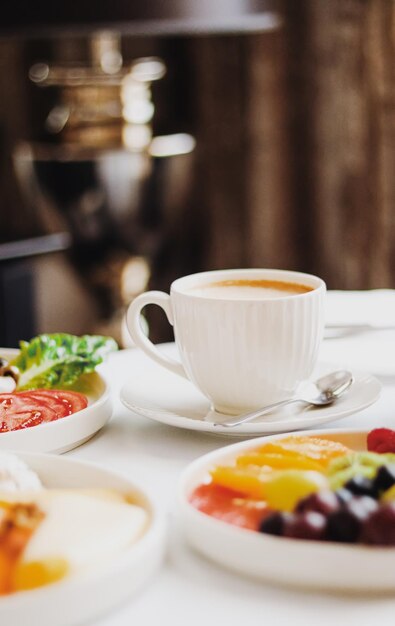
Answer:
[11,333,118,390]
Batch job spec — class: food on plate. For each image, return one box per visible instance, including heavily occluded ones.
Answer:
[0,453,42,491]
[209,436,350,501]
[0,501,46,594]
[250,436,351,468]
[367,428,395,453]
[0,390,89,433]
[327,450,395,489]
[6,333,117,391]
[190,429,395,545]
[189,483,268,530]
[0,333,117,434]
[0,455,148,595]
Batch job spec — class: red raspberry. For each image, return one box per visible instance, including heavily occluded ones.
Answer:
[367,428,395,453]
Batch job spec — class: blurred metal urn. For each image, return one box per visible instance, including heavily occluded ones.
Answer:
[13,35,195,338]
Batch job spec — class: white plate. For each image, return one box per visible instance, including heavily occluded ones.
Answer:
[0,349,112,454]
[120,343,381,437]
[178,428,395,592]
[0,452,166,626]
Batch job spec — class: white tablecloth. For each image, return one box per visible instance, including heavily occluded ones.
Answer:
[68,290,395,626]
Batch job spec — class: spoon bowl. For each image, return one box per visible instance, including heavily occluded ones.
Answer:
[215,370,354,427]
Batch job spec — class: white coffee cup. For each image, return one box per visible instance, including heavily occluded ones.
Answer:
[126,268,326,415]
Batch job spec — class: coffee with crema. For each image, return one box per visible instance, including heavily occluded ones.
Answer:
[189,279,314,300]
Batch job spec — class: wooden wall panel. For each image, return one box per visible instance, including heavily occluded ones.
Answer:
[305,0,395,288]
[191,36,248,270]
[244,30,299,269]
[366,0,395,286]
[191,26,298,273]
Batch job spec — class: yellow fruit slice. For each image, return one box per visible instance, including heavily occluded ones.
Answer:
[210,465,274,499]
[236,452,324,472]
[211,464,329,508]
[258,436,350,468]
[264,470,329,512]
[12,558,69,591]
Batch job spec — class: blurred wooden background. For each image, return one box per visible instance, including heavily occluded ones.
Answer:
[191,0,395,290]
[0,0,394,299]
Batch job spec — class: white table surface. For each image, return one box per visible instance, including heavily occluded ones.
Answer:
[68,290,395,626]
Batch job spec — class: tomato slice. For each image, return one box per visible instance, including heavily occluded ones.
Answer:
[0,389,89,433]
[189,482,270,531]
[0,394,57,432]
[17,390,88,416]
[17,391,72,419]
[39,390,88,414]
[12,412,45,430]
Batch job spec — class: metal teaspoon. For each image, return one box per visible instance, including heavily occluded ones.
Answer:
[215,370,354,428]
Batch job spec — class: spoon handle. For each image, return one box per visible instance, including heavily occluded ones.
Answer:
[216,398,306,428]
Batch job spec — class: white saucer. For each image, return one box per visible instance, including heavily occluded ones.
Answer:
[120,343,382,437]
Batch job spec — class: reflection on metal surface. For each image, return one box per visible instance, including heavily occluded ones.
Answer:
[30,35,166,152]
[149,134,196,158]
[1,0,282,37]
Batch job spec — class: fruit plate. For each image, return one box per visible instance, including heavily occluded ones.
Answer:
[0,452,166,626]
[178,428,395,593]
[0,349,112,454]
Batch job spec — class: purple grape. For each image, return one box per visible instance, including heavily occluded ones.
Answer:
[283,511,327,541]
[295,490,340,515]
[360,502,395,545]
[326,496,378,543]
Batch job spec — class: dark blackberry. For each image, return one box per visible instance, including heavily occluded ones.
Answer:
[259,512,288,536]
[373,465,395,494]
[344,476,379,499]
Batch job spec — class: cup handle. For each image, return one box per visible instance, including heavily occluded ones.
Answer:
[126,291,188,379]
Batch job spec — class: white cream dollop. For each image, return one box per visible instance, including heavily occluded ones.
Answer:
[0,453,42,492]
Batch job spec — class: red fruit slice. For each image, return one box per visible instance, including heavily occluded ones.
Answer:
[367,428,395,454]
[189,482,269,530]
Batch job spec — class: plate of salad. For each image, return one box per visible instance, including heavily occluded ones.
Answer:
[0,333,117,453]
